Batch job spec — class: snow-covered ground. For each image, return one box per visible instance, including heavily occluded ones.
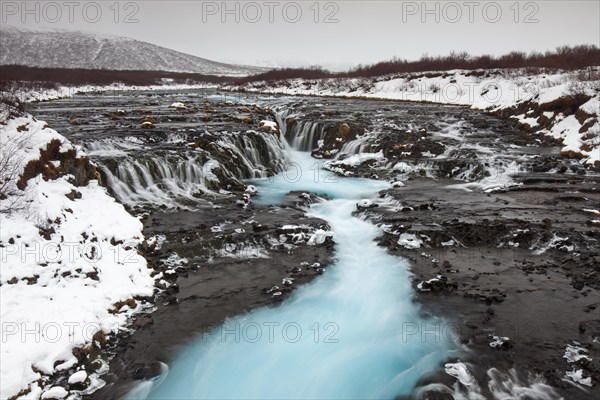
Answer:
[14,82,217,103]
[226,68,600,165]
[0,107,155,399]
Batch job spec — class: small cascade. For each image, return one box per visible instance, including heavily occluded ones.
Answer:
[339,134,376,155]
[89,130,290,208]
[276,109,373,158]
[272,106,294,136]
[291,121,324,151]
[278,115,326,151]
[416,365,562,400]
[98,154,218,207]
[217,131,290,179]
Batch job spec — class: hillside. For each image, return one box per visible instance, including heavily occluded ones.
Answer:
[0,27,264,77]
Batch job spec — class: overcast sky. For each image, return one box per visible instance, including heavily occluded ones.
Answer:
[3,0,599,70]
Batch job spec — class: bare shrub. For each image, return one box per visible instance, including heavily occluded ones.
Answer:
[0,66,229,87]
[0,133,30,214]
[236,45,600,83]
[0,82,27,122]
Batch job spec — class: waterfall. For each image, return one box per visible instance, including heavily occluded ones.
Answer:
[290,121,324,151]
[275,109,373,158]
[98,154,218,206]
[276,109,326,151]
[89,130,290,208]
[340,134,375,155]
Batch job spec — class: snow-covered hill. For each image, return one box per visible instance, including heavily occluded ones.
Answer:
[0,27,265,77]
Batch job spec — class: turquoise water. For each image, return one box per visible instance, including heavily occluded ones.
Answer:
[250,150,389,205]
[128,149,451,400]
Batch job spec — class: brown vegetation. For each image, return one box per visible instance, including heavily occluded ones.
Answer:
[109,298,137,314]
[17,139,100,191]
[236,45,600,84]
[0,66,229,87]
[1,46,597,89]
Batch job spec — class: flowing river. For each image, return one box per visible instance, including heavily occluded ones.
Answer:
[30,90,580,400]
[125,142,452,399]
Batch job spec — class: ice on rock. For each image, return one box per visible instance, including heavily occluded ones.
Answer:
[444,362,476,386]
[566,369,593,387]
[562,343,594,386]
[307,229,333,245]
[489,336,511,348]
[564,343,591,363]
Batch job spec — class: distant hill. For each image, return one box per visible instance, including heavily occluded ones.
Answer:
[0,27,265,77]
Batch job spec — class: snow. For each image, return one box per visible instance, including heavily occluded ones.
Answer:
[280,225,301,230]
[17,82,217,104]
[323,151,386,177]
[543,115,584,154]
[161,253,189,268]
[393,162,414,173]
[40,386,68,399]
[357,199,373,208]
[146,234,167,250]
[307,229,333,246]
[332,151,385,167]
[259,120,279,133]
[0,113,155,399]
[417,278,439,292]
[282,277,294,286]
[512,114,539,128]
[67,370,88,385]
[397,233,424,249]
[169,102,187,109]
[580,96,599,114]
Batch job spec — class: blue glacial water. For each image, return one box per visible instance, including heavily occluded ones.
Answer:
[127,148,452,400]
[250,150,390,206]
